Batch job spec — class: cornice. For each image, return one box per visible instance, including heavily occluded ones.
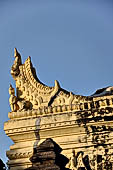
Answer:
[6,150,32,160]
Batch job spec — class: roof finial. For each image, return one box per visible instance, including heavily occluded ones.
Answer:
[54,80,60,91]
[14,48,19,57]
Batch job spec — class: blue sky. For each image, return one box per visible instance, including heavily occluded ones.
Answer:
[0,0,113,163]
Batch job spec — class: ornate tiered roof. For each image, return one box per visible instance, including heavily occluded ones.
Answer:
[9,48,113,120]
[9,48,90,112]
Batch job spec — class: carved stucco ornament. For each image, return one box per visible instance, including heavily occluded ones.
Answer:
[9,84,18,112]
[10,48,90,112]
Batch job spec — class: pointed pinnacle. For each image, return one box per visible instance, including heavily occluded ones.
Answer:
[28,56,31,61]
[55,80,60,89]
[14,48,18,57]
[9,84,13,89]
[9,84,12,88]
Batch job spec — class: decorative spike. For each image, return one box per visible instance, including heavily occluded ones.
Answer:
[14,48,18,57]
[9,84,14,92]
[9,84,12,88]
[14,48,21,58]
[28,56,31,60]
[48,81,60,106]
[54,80,60,90]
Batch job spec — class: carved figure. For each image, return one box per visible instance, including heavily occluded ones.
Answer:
[11,48,22,77]
[17,99,31,111]
[70,150,77,170]
[69,92,74,105]
[76,152,86,170]
[9,84,18,112]
[17,100,25,111]
[67,150,77,170]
